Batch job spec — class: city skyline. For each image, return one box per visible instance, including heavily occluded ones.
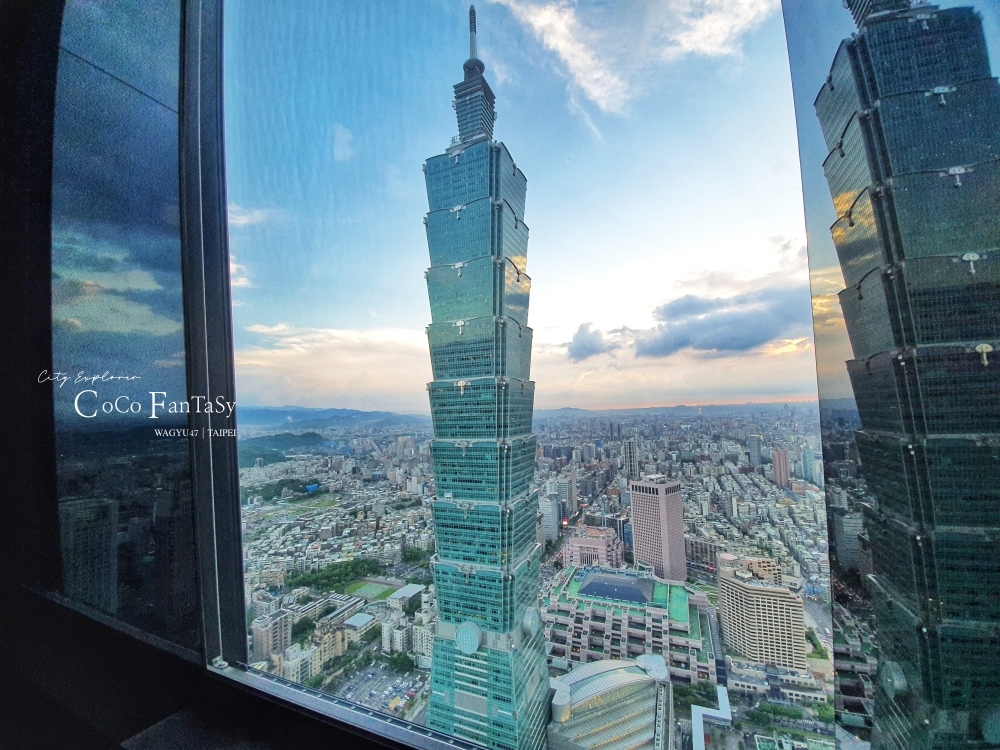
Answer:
[223,0,820,415]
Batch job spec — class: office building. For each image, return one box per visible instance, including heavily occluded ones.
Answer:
[562,526,623,568]
[814,2,1000,746]
[58,498,119,614]
[771,448,790,490]
[718,554,806,672]
[422,8,548,748]
[539,493,561,542]
[629,475,685,581]
[548,655,674,750]
[622,437,640,479]
[556,472,578,520]
[747,434,763,468]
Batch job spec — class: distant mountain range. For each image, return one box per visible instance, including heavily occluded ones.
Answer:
[238,401,822,429]
[237,406,431,430]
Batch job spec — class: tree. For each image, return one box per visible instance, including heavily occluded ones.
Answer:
[292,617,315,644]
[363,624,382,645]
[388,652,414,673]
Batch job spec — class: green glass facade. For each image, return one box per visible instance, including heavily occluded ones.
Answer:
[814,3,1000,747]
[422,8,549,750]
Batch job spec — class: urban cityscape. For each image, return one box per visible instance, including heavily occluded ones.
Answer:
[231,8,842,749]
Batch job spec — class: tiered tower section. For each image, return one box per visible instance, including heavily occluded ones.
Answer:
[422,8,548,750]
[814,3,1000,747]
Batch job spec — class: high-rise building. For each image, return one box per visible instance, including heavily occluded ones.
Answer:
[58,498,119,614]
[555,472,578,519]
[771,448,790,490]
[629,475,685,581]
[622,436,640,479]
[814,3,1000,747]
[421,8,548,749]
[717,554,807,672]
[747,434,763,468]
[539,493,561,542]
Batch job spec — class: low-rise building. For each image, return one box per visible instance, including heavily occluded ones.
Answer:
[344,612,378,645]
[548,654,673,750]
[542,566,717,684]
[250,608,292,663]
[562,526,624,569]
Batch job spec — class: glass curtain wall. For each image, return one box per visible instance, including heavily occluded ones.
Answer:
[783,1,1000,747]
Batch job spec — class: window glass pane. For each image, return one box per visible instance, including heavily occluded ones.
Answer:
[50,0,200,653]
[784,1,1000,746]
[225,3,832,748]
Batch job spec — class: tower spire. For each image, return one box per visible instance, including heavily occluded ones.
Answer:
[470,5,477,60]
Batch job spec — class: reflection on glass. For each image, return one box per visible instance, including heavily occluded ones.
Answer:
[226,3,833,748]
[786,0,1000,746]
[50,0,199,652]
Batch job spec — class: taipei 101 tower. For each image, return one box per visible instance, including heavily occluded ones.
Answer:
[421,7,549,750]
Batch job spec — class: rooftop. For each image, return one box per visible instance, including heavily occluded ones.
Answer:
[344,613,375,629]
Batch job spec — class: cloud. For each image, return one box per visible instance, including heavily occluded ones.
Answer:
[635,284,813,357]
[332,123,356,162]
[493,0,629,113]
[567,322,616,360]
[53,280,184,336]
[659,0,780,61]
[228,204,278,226]
[154,351,186,368]
[236,324,431,412]
[52,230,163,292]
[492,0,779,114]
[230,255,253,288]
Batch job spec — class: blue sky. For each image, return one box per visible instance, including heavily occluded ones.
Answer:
[224,0,822,414]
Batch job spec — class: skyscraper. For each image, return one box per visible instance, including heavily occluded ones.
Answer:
[422,8,548,749]
[629,475,685,581]
[622,436,640,479]
[771,448,790,490]
[814,3,1000,747]
[747,434,763,468]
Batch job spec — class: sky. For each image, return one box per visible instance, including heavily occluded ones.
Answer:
[223,0,822,415]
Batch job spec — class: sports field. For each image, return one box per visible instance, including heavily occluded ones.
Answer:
[346,581,396,600]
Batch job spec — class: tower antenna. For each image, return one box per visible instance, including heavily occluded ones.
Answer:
[469,5,478,60]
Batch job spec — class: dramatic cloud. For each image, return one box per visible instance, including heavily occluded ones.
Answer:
[636,284,813,357]
[567,322,616,361]
[492,0,779,114]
